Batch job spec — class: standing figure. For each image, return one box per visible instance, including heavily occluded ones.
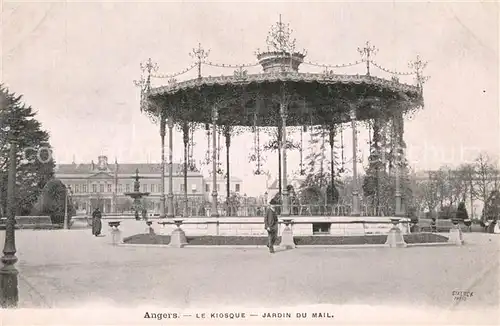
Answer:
[264,200,279,253]
[92,207,102,236]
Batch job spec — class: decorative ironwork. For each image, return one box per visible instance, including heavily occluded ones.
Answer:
[204,126,212,165]
[140,58,159,82]
[168,78,178,89]
[151,72,421,98]
[233,66,248,81]
[304,60,363,69]
[408,54,430,89]
[216,126,223,175]
[137,21,426,219]
[371,61,415,76]
[266,14,297,53]
[190,43,210,78]
[152,62,198,79]
[357,41,378,76]
[339,124,345,174]
[322,66,335,79]
[299,126,305,175]
[249,112,264,175]
[134,58,159,113]
[205,61,259,69]
[188,122,198,172]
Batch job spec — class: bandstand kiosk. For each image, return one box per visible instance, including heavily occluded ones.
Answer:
[135,17,427,227]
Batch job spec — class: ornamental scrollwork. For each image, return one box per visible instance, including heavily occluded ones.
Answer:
[322,68,335,80]
[168,78,178,89]
[233,67,248,81]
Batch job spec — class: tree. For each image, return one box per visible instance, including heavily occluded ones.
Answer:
[482,190,500,222]
[226,192,242,216]
[116,197,133,213]
[474,153,498,208]
[415,175,439,217]
[262,125,300,194]
[33,178,75,225]
[0,85,55,216]
[299,185,323,212]
[455,202,468,221]
[456,163,477,219]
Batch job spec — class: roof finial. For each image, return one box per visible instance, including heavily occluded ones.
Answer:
[190,42,210,78]
[266,14,296,53]
[357,41,378,76]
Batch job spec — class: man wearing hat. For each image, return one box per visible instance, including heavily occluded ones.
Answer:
[264,199,279,253]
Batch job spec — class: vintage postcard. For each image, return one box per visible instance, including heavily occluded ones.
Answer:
[0,1,498,325]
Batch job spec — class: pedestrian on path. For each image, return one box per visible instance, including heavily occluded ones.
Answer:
[92,207,102,236]
[264,200,278,253]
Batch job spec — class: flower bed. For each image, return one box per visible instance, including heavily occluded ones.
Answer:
[123,233,448,246]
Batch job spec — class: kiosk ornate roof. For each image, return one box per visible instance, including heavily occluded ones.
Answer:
[137,16,427,127]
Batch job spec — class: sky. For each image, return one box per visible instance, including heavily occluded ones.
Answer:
[1,1,499,196]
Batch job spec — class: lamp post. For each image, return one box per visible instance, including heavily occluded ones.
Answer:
[64,185,72,230]
[0,127,19,307]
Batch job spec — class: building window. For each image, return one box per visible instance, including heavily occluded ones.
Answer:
[180,184,185,192]
[235,184,240,192]
[126,184,130,193]
[107,184,112,193]
[92,184,97,193]
[142,184,147,192]
[82,184,88,193]
[99,184,104,193]
[150,184,155,193]
[205,184,210,192]
[192,184,197,193]
[118,184,123,193]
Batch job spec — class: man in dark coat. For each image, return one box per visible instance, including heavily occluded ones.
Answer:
[92,207,102,236]
[264,201,279,253]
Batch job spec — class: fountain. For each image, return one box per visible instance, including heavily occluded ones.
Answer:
[124,169,150,220]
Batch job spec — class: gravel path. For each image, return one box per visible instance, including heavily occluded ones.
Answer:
[11,228,498,312]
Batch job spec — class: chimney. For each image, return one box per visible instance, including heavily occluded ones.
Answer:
[98,155,108,170]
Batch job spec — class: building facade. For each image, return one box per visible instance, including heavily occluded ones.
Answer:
[56,155,240,215]
[203,176,243,200]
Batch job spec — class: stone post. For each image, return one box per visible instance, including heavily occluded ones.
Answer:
[170,219,187,248]
[448,219,464,246]
[108,221,122,245]
[280,219,295,249]
[167,118,175,218]
[350,105,360,216]
[211,106,219,217]
[385,218,407,248]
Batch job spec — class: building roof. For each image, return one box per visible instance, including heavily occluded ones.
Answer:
[56,163,185,175]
